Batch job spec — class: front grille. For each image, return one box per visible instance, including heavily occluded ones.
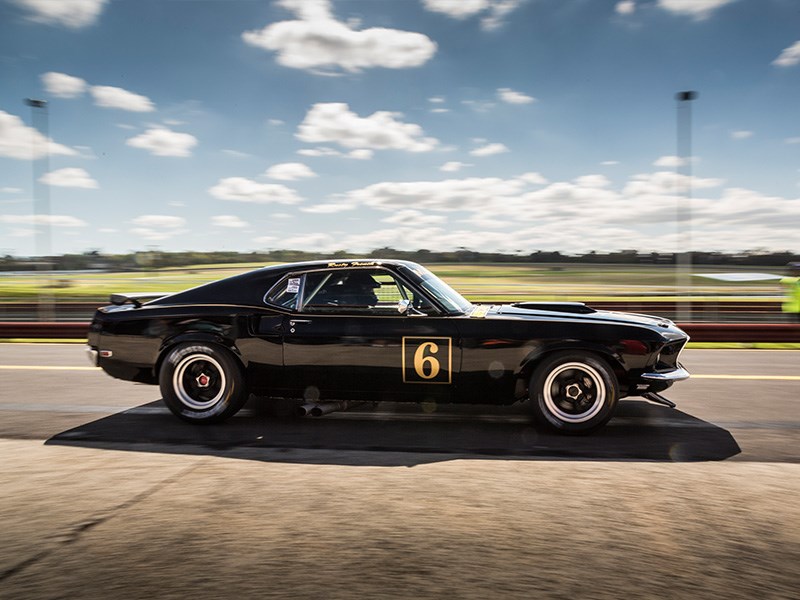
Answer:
[656,340,687,370]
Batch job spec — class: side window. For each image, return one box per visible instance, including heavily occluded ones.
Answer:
[300,269,435,315]
[303,269,380,312]
[264,275,303,310]
[398,280,437,314]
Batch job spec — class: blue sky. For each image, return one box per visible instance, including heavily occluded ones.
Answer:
[1,0,798,256]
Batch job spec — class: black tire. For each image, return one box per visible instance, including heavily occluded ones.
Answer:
[528,352,619,434]
[159,343,247,424]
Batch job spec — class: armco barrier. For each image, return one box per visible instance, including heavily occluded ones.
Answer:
[679,323,800,343]
[1,321,799,343]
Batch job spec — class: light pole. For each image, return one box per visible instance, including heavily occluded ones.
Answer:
[675,91,697,323]
[25,98,54,321]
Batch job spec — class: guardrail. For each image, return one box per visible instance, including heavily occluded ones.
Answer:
[1,321,798,342]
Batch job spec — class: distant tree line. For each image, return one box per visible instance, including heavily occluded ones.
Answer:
[1,248,798,272]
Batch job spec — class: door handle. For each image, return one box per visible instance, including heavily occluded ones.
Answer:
[289,318,311,333]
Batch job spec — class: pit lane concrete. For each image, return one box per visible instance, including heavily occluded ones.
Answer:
[0,345,798,599]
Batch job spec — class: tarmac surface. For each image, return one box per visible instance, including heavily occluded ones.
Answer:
[1,344,798,598]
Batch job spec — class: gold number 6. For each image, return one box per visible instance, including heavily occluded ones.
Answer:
[413,342,440,380]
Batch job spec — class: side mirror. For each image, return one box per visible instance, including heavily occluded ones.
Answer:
[397,299,411,314]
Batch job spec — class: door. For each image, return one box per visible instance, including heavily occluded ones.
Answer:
[274,267,460,402]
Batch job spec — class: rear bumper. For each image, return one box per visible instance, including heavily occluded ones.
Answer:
[86,345,98,367]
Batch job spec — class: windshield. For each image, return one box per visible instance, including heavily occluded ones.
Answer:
[404,266,473,314]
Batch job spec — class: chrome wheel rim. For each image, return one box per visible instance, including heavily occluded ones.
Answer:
[173,354,226,410]
[543,362,606,423]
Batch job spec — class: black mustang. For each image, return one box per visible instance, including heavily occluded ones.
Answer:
[87,259,689,433]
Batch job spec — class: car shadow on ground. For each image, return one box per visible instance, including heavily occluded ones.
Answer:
[45,397,741,466]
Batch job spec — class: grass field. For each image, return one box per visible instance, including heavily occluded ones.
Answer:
[0,262,785,303]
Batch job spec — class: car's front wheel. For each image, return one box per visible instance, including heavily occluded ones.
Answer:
[529,352,619,434]
[159,343,247,424]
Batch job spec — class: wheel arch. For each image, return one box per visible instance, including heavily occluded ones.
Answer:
[156,332,246,380]
[515,341,626,397]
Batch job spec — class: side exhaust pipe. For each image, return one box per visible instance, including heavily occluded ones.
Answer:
[296,401,350,417]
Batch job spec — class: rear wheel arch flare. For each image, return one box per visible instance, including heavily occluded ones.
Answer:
[157,335,245,379]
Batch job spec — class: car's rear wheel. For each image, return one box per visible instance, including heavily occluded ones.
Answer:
[159,343,247,424]
[529,352,619,434]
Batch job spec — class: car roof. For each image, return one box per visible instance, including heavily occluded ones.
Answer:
[259,259,424,275]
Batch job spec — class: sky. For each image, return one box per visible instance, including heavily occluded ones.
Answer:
[0,0,799,257]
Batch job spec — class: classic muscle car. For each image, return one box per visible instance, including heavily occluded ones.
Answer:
[87,259,690,433]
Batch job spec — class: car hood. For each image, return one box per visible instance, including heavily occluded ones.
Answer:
[476,302,683,335]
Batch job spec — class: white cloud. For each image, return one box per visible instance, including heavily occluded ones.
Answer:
[785,137,800,145]
[470,142,509,157]
[212,165,800,254]
[730,130,753,140]
[41,72,87,98]
[131,215,185,228]
[12,0,108,28]
[422,0,525,31]
[653,155,687,168]
[574,174,611,188]
[90,86,155,112]
[267,119,285,126]
[297,103,439,152]
[429,96,446,104]
[296,146,373,160]
[0,110,77,160]
[773,41,800,68]
[497,87,536,104]
[656,0,735,20]
[1,187,23,194]
[222,149,252,159]
[300,201,357,214]
[601,160,620,166]
[348,149,373,160]
[0,214,86,227]
[622,171,724,199]
[615,1,636,15]
[462,99,496,113]
[275,232,339,250]
[440,161,468,173]
[344,176,531,212]
[39,167,98,189]
[265,162,317,181]
[130,215,186,241]
[382,209,447,227]
[126,127,198,157]
[208,177,303,204]
[242,0,436,73]
[422,0,489,19]
[297,147,342,157]
[430,108,450,114]
[211,215,248,228]
[516,172,548,185]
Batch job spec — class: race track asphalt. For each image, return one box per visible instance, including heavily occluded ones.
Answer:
[1,345,798,599]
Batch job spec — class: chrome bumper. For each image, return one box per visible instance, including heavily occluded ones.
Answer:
[640,365,690,382]
[85,346,98,367]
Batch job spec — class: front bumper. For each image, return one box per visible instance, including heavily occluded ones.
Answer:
[640,364,691,382]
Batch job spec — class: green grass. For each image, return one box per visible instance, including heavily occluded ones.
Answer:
[0,262,786,303]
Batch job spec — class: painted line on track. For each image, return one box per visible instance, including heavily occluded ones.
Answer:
[691,375,800,381]
[0,365,99,371]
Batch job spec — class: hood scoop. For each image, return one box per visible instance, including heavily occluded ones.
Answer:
[509,302,597,314]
